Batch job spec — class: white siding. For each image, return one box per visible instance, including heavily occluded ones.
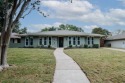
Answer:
[80,37,85,46]
[64,37,68,48]
[106,40,125,48]
[94,38,100,47]
[51,37,57,48]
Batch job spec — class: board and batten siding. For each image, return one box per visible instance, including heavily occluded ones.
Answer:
[9,37,25,48]
[9,36,101,48]
[64,37,68,48]
[51,37,57,48]
[94,37,100,47]
[85,37,100,47]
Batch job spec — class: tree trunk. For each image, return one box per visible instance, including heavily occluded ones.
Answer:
[0,44,9,68]
[0,29,12,68]
[0,26,12,68]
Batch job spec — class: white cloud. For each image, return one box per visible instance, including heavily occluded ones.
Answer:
[40,0,125,26]
[84,25,98,29]
[83,25,98,33]
[41,0,94,20]
[117,0,125,4]
[28,22,62,32]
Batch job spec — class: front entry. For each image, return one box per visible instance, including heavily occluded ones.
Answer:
[59,37,64,47]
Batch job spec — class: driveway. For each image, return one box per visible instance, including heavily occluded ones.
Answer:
[104,48,125,52]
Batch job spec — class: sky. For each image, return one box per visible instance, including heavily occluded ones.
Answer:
[20,0,125,33]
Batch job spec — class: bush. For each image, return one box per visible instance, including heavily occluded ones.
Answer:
[92,44,99,48]
[69,44,72,48]
[79,44,84,48]
[48,45,51,48]
[84,44,88,48]
[41,44,44,48]
[107,43,111,47]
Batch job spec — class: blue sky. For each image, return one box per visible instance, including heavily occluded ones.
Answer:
[20,0,125,33]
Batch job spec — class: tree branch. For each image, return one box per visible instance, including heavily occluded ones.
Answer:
[21,7,34,18]
[12,0,31,29]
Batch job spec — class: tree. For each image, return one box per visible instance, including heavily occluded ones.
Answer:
[12,22,27,34]
[0,0,45,70]
[19,27,27,34]
[0,0,73,70]
[41,24,84,32]
[92,27,110,35]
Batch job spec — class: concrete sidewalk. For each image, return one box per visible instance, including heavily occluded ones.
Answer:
[53,48,90,83]
[104,48,125,52]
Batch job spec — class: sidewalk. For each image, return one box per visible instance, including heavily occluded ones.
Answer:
[53,48,90,83]
[104,48,125,52]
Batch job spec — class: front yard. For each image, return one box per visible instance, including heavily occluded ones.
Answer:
[64,48,125,83]
[0,48,55,83]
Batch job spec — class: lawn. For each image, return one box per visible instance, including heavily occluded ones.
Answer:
[64,48,125,83]
[0,48,55,83]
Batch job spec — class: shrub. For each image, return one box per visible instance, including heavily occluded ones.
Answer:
[92,44,99,48]
[41,44,44,48]
[79,44,84,48]
[107,43,111,47]
[69,44,72,48]
[84,44,88,48]
[48,45,51,48]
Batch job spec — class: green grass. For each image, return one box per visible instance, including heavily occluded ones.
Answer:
[0,48,55,83]
[64,48,125,83]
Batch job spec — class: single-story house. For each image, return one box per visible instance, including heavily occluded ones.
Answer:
[105,33,125,48]
[1,30,104,48]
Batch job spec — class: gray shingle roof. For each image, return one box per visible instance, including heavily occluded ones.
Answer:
[20,30,104,37]
[106,33,125,40]
[0,33,20,38]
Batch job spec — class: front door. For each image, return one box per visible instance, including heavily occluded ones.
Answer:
[59,37,63,47]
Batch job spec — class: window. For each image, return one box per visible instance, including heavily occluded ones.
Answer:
[88,37,90,45]
[13,39,21,43]
[25,38,29,46]
[39,38,42,45]
[69,37,71,45]
[12,39,15,43]
[44,37,47,45]
[73,37,76,45]
[78,37,80,45]
[49,37,51,45]
[17,39,21,43]
[92,37,94,44]
[30,38,33,45]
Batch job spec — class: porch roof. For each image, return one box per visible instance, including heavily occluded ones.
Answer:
[20,30,104,37]
[0,33,21,38]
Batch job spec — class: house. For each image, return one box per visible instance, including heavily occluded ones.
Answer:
[1,30,104,48]
[0,33,21,47]
[105,33,125,48]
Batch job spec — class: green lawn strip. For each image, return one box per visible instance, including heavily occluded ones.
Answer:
[0,48,56,83]
[64,48,125,83]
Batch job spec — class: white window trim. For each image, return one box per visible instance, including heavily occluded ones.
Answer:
[49,37,52,45]
[73,37,76,45]
[77,37,80,45]
[29,37,33,46]
[44,37,47,46]
[25,37,29,46]
[38,37,43,46]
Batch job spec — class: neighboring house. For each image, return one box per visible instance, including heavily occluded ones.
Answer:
[105,33,125,48]
[0,33,21,48]
[1,30,104,48]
